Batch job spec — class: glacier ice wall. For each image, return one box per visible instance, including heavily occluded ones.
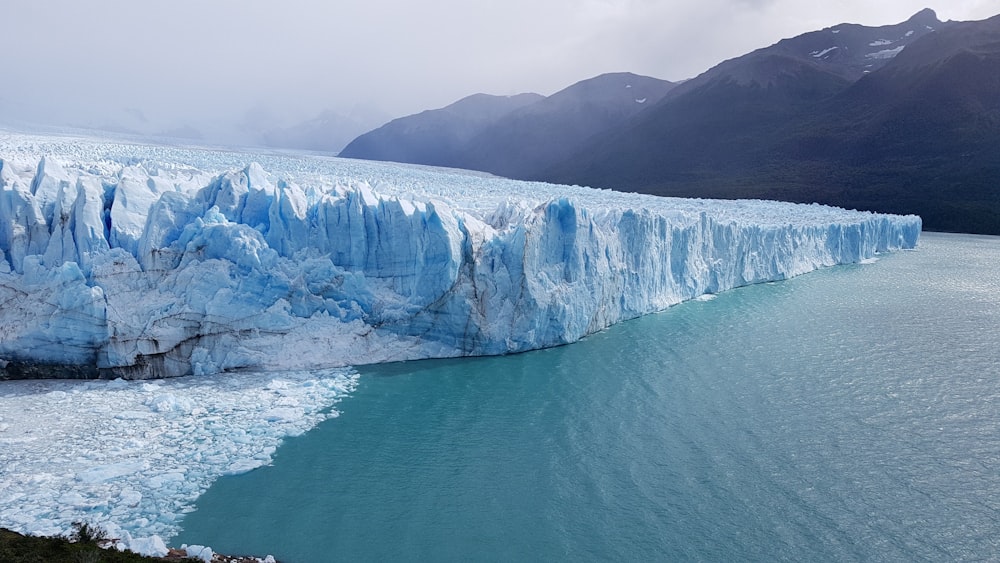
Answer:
[0,133,921,378]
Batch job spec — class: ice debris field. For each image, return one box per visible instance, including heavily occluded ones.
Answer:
[0,131,920,552]
[0,368,356,556]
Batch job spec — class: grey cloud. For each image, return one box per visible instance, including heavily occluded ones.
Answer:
[1,0,995,148]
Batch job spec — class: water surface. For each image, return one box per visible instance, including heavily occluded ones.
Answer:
[178,233,1000,561]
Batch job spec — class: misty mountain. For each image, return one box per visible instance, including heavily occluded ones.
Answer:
[460,73,676,178]
[259,108,391,154]
[338,73,675,175]
[0,99,386,154]
[541,9,1000,234]
[338,93,545,168]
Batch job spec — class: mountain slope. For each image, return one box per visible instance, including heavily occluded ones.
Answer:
[541,10,1000,234]
[338,93,543,168]
[339,73,674,177]
[779,12,1000,232]
[462,72,676,178]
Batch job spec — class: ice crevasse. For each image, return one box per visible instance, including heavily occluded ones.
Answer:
[0,137,921,379]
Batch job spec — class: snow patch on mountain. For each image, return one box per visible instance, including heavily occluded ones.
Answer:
[867,45,906,59]
[811,46,839,58]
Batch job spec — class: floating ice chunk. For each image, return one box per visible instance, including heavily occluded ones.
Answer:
[103,523,169,556]
[77,461,146,484]
[58,491,102,508]
[263,407,304,422]
[146,394,195,414]
[128,535,170,558]
[120,489,142,507]
[184,544,215,562]
[224,458,266,475]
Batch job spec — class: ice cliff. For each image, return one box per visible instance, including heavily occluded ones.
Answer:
[0,133,921,378]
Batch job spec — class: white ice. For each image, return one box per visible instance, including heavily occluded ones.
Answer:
[0,368,356,550]
[867,45,906,59]
[811,46,839,58]
[0,131,922,380]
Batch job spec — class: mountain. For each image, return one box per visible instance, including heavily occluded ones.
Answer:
[259,108,391,154]
[339,73,675,175]
[460,72,676,178]
[338,93,544,168]
[540,9,1000,234]
[338,9,1000,233]
[538,10,943,191]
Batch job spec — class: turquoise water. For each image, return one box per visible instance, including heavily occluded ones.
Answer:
[177,233,1000,562]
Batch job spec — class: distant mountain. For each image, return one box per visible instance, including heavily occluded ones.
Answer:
[461,73,676,178]
[541,10,1000,234]
[338,73,675,176]
[338,93,544,168]
[260,108,391,154]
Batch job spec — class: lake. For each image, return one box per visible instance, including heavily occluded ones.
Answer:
[176,232,1000,562]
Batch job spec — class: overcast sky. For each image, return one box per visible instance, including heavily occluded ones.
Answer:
[3,1,997,131]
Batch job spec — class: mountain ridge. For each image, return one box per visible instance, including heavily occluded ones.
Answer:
[339,72,675,176]
[340,9,1000,234]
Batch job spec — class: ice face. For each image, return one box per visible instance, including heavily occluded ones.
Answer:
[0,132,922,379]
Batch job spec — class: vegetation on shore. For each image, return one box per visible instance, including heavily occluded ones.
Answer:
[0,524,185,562]
[0,524,273,563]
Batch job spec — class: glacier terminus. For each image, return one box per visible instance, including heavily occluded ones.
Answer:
[0,132,921,379]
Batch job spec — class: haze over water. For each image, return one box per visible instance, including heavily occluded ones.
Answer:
[178,232,1000,562]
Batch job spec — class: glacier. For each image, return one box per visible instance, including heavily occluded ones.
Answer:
[0,132,921,379]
